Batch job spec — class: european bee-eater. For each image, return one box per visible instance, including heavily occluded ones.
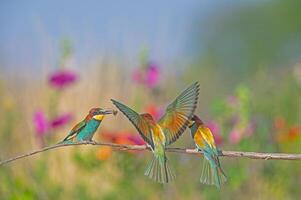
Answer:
[59,108,117,144]
[111,82,200,183]
[189,115,227,188]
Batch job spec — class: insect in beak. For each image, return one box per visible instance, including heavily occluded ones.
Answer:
[188,120,194,128]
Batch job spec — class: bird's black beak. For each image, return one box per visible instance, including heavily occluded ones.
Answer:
[101,109,118,115]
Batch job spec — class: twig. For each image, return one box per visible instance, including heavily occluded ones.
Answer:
[1,141,301,166]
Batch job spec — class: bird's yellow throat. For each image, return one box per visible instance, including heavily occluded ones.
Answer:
[93,114,104,121]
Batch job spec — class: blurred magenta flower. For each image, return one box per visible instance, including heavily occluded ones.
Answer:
[127,134,145,145]
[48,69,78,89]
[33,111,49,136]
[145,63,160,87]
[33,111,73,139]
[207,121,223,146]
[50,113,73,129]
[132,62,160,88]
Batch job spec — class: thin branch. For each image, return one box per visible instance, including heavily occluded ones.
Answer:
[1,141,301,166]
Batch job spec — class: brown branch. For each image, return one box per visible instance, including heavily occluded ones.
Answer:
[1,141,301,166]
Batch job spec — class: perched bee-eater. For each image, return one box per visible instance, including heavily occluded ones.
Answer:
[59,108,117,144]
[189,115,227,188]
[111,82,200,183]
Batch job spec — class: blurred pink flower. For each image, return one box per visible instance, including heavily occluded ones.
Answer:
[226,95,239,107]
[50,113,73,129]
[207,121,223,146]
[245,120,256,137]
[132,62,160,88]
[33,111,49,136]
[48,69,78,89]
[132,69,144,84]
[228,129,242,144]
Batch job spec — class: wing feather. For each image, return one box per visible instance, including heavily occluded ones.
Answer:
[158,82,200,145]
[63,121,86,141]
[111,99,154,148]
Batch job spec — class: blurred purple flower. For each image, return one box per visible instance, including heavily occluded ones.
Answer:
[207,121,223,146]
[48,69,78,89]
[33,111,49,136]
[50,113,73,129]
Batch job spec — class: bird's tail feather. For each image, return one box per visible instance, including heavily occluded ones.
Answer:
[200,157,227,188]
[144,155,175,183]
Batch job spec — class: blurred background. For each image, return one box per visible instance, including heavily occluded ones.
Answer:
[0,0,301,199]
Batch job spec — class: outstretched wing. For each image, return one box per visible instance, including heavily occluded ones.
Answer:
[158,82,200,145]
[111,99,154,149]
[63,121,86,141]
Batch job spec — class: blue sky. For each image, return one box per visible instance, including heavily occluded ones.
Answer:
[0,1,245,72]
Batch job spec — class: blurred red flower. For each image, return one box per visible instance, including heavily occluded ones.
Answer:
[288,126,300,141]
[275,118,300,143]
[274,116,286,130]
[145,104,163,121]
[102,131,145,145]
[96,131,145,160]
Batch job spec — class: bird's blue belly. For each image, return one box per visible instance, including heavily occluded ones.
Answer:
[76,120,101,141]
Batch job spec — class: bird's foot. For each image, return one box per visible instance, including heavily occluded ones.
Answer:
[89,140,98,145]
[217,149,223,156]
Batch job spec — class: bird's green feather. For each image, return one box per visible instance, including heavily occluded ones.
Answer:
[62,120,86,141]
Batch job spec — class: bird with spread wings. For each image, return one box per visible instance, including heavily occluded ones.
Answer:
[111,82,200,183]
